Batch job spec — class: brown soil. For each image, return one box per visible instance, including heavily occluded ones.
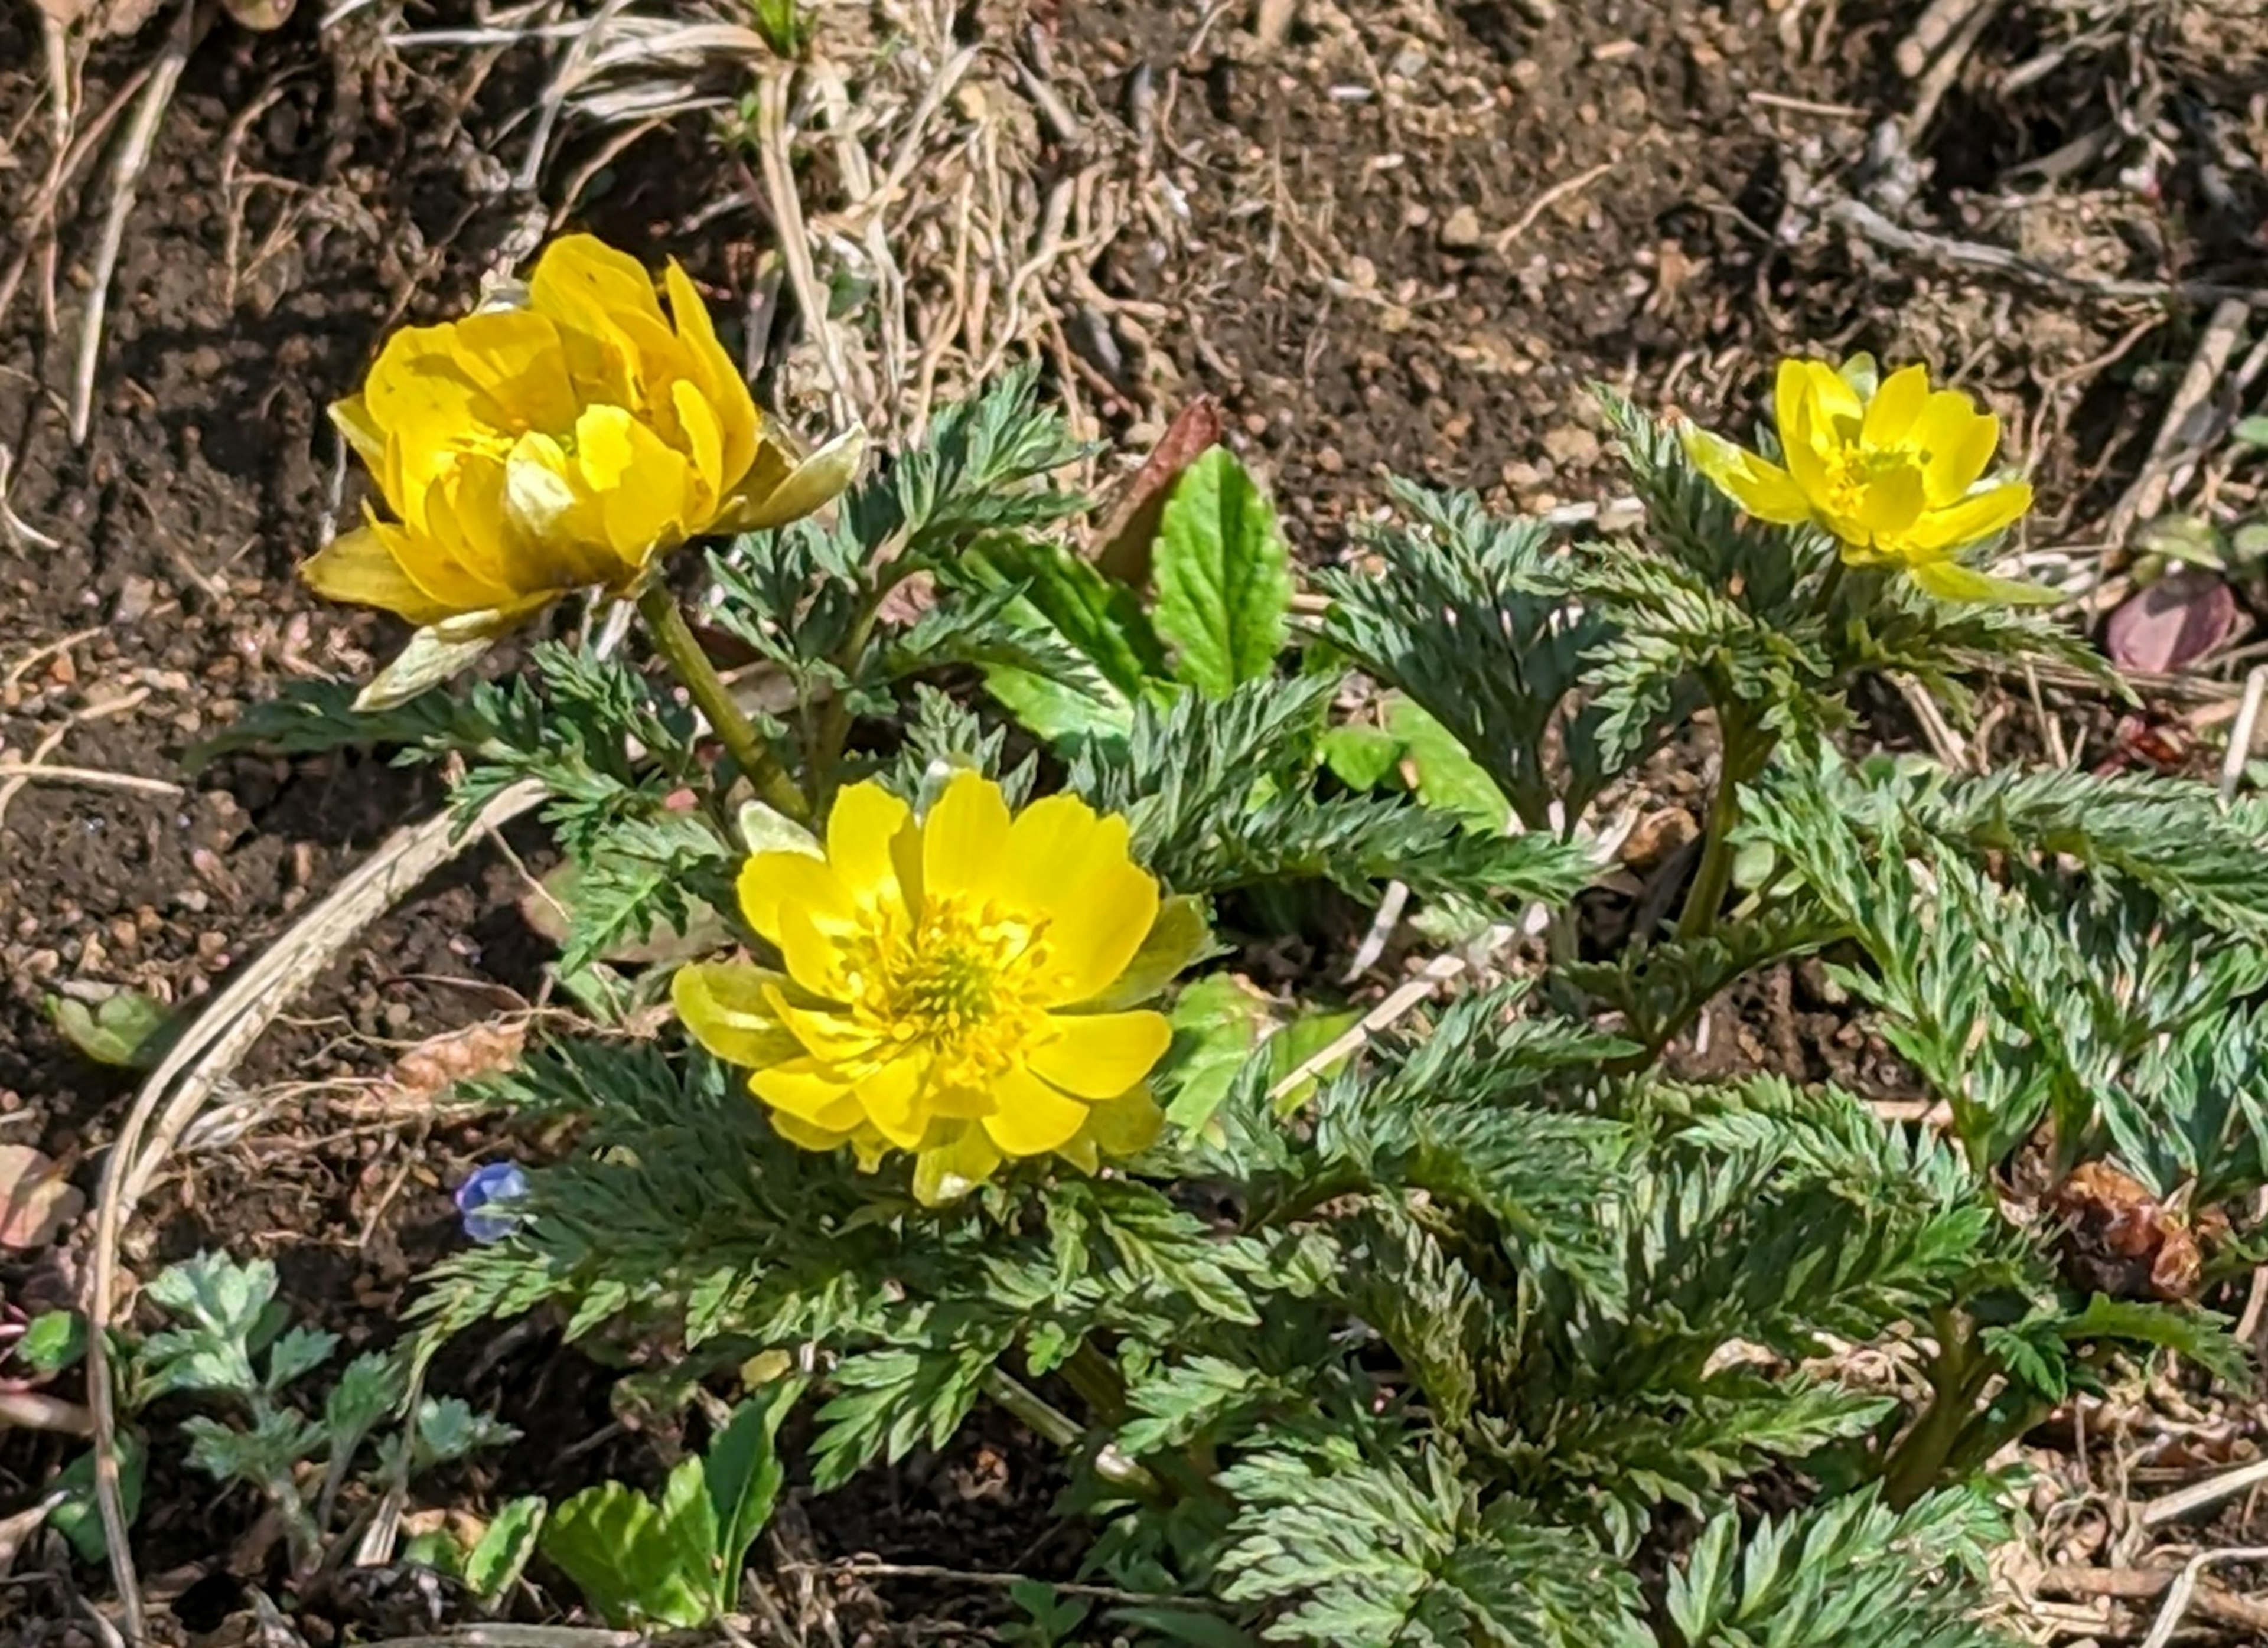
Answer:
[2,0,2266,1640]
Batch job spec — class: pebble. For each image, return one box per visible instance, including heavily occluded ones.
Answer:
[1439,205,1485,251]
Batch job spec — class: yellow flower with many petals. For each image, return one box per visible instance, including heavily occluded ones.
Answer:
[674,774,1193,1204]
[1683,354,2045,603]
[304,233,861,705]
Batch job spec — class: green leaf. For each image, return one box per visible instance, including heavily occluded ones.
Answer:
[543,1467,717,1629]
[263,1325,338,1392]
[703,1381,803,1611]
[464,1496,548,1601]
[1320,723,1405,791]
[1153,448,1293,694]
[955,534,1164,742]
[46,990,175,1070]
[1162,975,1268,1133]
[356,623,495,712]
[2232,415,2268,449]
[1267,1008,1363,1114]
[49,1433,145,1564]
[16,1310,87,1376]
[1387,696,1512,833]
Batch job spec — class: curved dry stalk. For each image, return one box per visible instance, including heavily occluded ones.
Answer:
[82,779,546,1642]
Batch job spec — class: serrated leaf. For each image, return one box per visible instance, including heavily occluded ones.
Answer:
[543,1478,711,1629]
[1162,975,1268,1133]
[263,1325,337,1393]
[1153,448,1293,694]
[465,1496,548,1601]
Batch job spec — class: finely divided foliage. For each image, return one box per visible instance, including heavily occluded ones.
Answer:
[254,327,2268,1644]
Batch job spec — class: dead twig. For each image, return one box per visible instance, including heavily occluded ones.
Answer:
[2140,1547,2268,1648]
[71,0,209,448]
[2138,1457,2268,1528]
[83,779,549,1644]
[2036,1562,2268,1633]
[1827,198,2268,311]
[1495,161,1618,251]
[2221,665,2267,806]
[2107,298,2252,547]
[0,762,184,798]
[1902,0,2000,141]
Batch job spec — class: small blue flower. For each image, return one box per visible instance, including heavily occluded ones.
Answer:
[454,1161,530,1243]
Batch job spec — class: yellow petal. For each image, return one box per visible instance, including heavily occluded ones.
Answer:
[529,233,667,335]
[738,851,858,945]
[663,260,761,486]
[921,772,1014,901]
[1850,465,1927,541]
[911,1123,1002,1204]
[356,507,515,616]
[1907,556,2059,605]
[493,439,622,591]
[1903,480,2033,554]
[672,962,803,1068]
[1798,358,1864,429]
[995,794,1133,916]
[981,1066,1090,1157]
[722,427,865,531]
[1681,427,1811,525]
[1860,363,1931,449]
[751,1058,866,1128]
[1775,362,1836,505]
[1031,1010,1172,1099]
[1921,402,2000,507]
[573,404,692,564]
[826,781,914,911]
[849,1056,927,1148]
[774,899,851,998]
[301,525,454,624]
[770,990,885,1062]
[1040,861,1160,1007]
[330,396,387,472]
[769,1110,858,1153]
[671,378,727,512]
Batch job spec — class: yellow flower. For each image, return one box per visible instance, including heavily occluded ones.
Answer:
[674,774,1190,1204]
[1683,355,2046,603]
[304,233,861,703]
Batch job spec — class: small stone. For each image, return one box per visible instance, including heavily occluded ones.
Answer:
[1439,205,1485,252]
[1542,425,1602,467]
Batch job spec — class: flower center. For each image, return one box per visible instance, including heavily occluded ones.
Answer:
[848,895,1049,1082]
[1822,443,1924,511]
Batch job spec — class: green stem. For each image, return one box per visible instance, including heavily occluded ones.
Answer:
[635,582,807,822]
[1676,705,1768,942]
[982,1368,1167,1506]
[1882,1307,1986,1509]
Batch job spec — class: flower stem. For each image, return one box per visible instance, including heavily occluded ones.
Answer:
[635,582,807,822]
[1882,1307,1986,1509]
[982,1368,1167,1506]
[1676,706,1768,942]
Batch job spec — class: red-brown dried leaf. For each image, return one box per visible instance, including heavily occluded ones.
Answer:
[1091,395,1224,586]
[2049,1161,2210,1302]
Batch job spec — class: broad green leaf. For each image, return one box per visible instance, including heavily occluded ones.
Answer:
[48,1433,145,1564]
[543,1475,712,1629]
[1153,448,1293,695]
[703,1381,802,1611]
[1266,1008,1364,1115]
[960,536,1165,741]
[1319,723,1405,791]
[2232,415,2268,449]
[1162,974,1269,1133]
[401,1529,467,1579]
[16,1310,86,1376]
[1388,696,1512,833]
[464,1496,548,1601]
[47,990,175,1070]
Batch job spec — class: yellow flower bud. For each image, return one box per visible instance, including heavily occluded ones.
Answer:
[304,233,862,704]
